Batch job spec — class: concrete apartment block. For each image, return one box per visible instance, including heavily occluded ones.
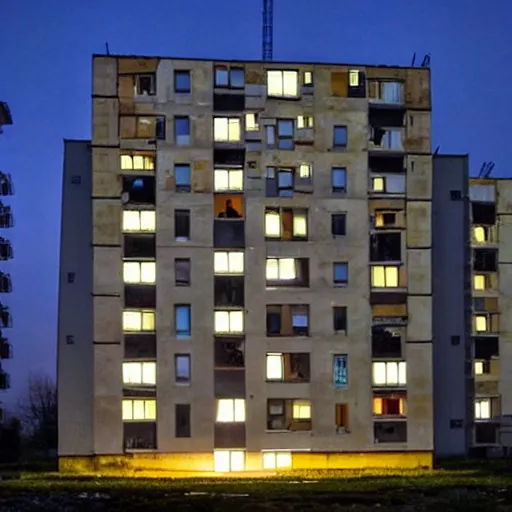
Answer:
[58,55,434,474]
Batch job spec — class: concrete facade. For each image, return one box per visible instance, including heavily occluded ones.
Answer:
[58,55,434,472]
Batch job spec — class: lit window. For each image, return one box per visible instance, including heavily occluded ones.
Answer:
[216,399,246,422]
[122,399,156,421]
[214,168,243,191]
[266,353,283,380]
[299,163,311,179]
[349,70,360,87]
[371,266,399,288]
[474,274,486,290]
[245,113,259,131]
[175,305,191,338]
[122,362,156,385]
[214,450,245,472]
[262,451,292,469]
[373,396,406,416]
[292,400,311,420]
[267,70,299,98]
[120,153,155,170]
[122,311,155,332]
[214,117,241,142]
[303,71,313,85]
[474,315,487,332]
[473,226,486,243]
[123,262,156,283]
[214,251,244,274]
[475,398,491,419]
[266,258,297,280]
[474,361,484,376]
[122,210,156,232]
[372,361,407,386]
[293,213,307,237]
[265,211,281,238]
[297,115,313,128]
[214,310,244,334]
[372,177,384,192]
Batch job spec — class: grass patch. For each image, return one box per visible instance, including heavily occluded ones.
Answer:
[1,465,512,511]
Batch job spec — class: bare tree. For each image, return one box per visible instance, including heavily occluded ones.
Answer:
[18,373,57,456]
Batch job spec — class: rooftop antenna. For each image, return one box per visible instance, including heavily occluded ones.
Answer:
[479,161,495,178]
[421,53,431,68]
[411,53,416,67]
[262,0,273,60]
[105,42,110,56]
[434,145,440,155]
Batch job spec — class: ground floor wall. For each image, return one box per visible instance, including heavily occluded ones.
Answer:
[59,451,433,476]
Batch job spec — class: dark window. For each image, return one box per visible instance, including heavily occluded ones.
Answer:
[472,202,496,225]
[175,259,191,286]
[124,234,156,258]
[215,338,245,368]
[266,305,309,337]
[214,276,244,307]
[122,176,155,205]
[65,335,74,345]
[374,421,407,443]
[174,70,191,93]
[473,249,497,272]
[333,307,347,333]
[331,214,346,236]
[124,285,156,309]
[124,334,157,359]
[156,117,166,140]
[136,74,156,95]
[370,233,402,262]
[213,219,245,248]
[175,210,190,241]
[175,404,191,438]
[451,335,461,346]
[450,190,462,201]
[215,66,244,88]
[123,422,156,450]
[175,305,191,338]
[371,326,402,358]
[71,175,81,185]
[174,164,191,192]
[67,272,75,283]
[175,354,191,383]
[333,263,348,286]
[332,168,346,193]
[175,117,190,145]
[333,126,348,149]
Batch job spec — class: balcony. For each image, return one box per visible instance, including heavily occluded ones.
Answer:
[122,176,155,205]
[214,276,244,307]
[368,81,404,107]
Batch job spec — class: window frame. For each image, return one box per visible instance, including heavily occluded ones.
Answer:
[333,262,348,286]
[214,310,244,334]
[214,251,244,275]
[122,361,156,386]
[174,258,191,286]
[175,354,191,384]
[175,304,191,338]
[122,399,156,421]
[174,116,191,145]
[277,119,295,150]
[214,117,242,143]
[266,70,299,98]
[333,125,348,150]
[214,167,244,192]
[123,261,156,284]
[333,307,347,333]
[214,66,245,89]
[371,265,400,288]
[264,207,308,241]
[120,152,155,171]
[371,175,406,195]
[475,398,491,420]
[122,210,156,233]
[372,361,407,387]
[332,167,347,194]
[216,398,246,422]
[135,74,156,96]
[174,163,191,192]
[174,70,191,94]
[331,213,347,236]
[122,310,155,332]
[333,354,348,389]
[174,209,190,241]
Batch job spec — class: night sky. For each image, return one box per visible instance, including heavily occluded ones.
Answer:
[1,0,511,407]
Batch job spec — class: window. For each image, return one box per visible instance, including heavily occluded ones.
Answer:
[245,113,259,131]
[122,362,156,386]
[333,126,347,149]
[292,400,311,420]
[175,354,191,384]
[174,164,191,192]
[215,66,244,88]
[303,71,313,86]
[66,335,74,345]
[372,361,407,387]
[267,70,299,98]
[297,115,313,128]
[214,251,244,275]
[262,451,292,470]
[214,168,243,191]
[473,275,486,290]
[122,210,156,232]
[71,175,81,184]
[175,259,191,286]
[335,404,349,433]
[371,175,406,194]
[333,354,348,388]
[276,119,294,150]
[120,116,165,140]
[473,313,499,333]
[175,305,191,338]
[331,213,346,236]
[374,211,397,228]
[174,70,191,93]
[175,209,190,241]
[475,399,491,420]
[214,117,241,142]
[332,168,346,194]
[136,74,156,96]
[298,163,312,179]
[474,360,489,376]
[369,81,402,104]
[373,394,406,416]
[266,258,296,281]
[123,262,156,284]
[216,398,245,422]
[371,266,399,288]
[370,128,402,150]
[214,310,244,334]
[120,152,155,170]
[214,450,245,472]
[349,70,360,87]
[175,116,190,145]
[123,310,155,332]
[122,399,156,421]
[333,307,347,333]
[333,263,348,286]
[175,404,190,438]
[266,306,310,337]
[67,272,75,283]
[265,208,307,240]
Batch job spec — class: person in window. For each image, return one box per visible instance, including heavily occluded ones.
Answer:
[225,199,241,218]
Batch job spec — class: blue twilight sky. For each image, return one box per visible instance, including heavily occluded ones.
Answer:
[0,0,511,406]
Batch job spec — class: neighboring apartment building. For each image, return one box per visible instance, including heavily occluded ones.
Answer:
[58,55,434,473]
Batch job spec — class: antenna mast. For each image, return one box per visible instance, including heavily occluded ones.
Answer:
[262,0,273,60]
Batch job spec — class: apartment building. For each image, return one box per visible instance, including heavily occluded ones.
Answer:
[58,55,433,473]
